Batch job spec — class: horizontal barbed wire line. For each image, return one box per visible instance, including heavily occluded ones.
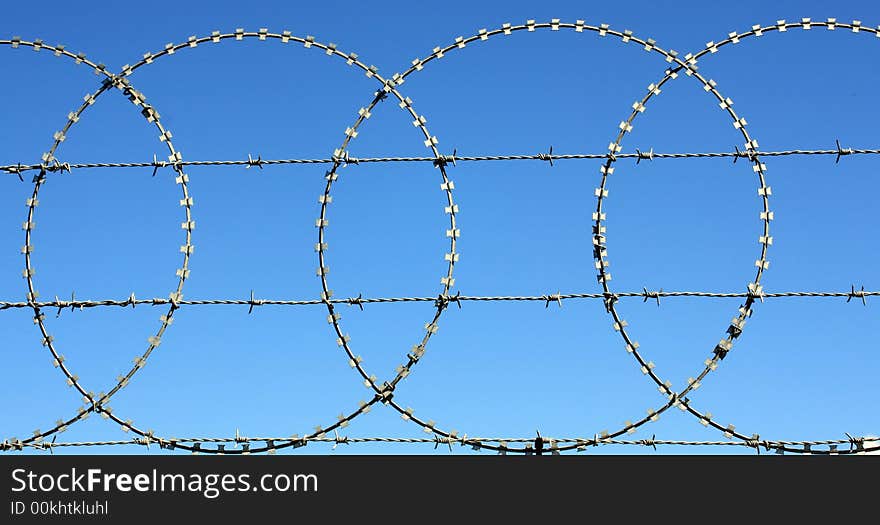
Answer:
[4,435,879,455]
[2,145,878,177]
[0,287,874,312]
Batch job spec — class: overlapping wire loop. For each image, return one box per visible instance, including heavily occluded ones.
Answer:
[2,18,878,455]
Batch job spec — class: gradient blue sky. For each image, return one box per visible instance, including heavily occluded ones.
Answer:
[1,0,878,454]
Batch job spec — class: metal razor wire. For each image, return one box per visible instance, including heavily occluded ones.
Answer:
[1,18,878,455]
[5,436,880,455]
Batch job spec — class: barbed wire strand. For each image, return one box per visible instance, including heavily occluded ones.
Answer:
[0,287,874,313]
[4,435,879,456]
[3,146,879,178]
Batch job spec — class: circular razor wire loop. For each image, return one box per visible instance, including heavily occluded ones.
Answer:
[2,37,195,448]
[315,73,457,403]
[86,30,448,454]
[123,34,457,415]
[593,45,770,445]
[2,31,433,454]
[317,20,764,454]
[328,19,876,455]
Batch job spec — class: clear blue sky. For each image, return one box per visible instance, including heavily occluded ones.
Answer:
[1,0,878,454]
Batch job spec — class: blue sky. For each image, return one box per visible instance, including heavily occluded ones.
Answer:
[1,0,878,454]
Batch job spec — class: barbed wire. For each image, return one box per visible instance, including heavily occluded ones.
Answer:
[0,286,874,313]
[2,17,878,455]
[4,435,879,455]
[3,145,878,178]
